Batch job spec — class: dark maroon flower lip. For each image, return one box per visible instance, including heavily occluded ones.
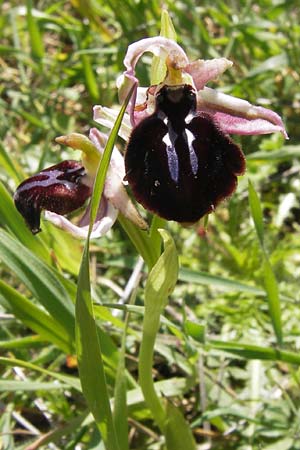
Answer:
[14,160,92,234]
[125,84,246,223]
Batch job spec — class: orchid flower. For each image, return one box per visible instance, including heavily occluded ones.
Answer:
[95,37,287,223]
[14,128,147,239]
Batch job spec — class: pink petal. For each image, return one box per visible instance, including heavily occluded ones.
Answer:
[198,87,288,137]
[185,58,233,90]
[44,198,118,239]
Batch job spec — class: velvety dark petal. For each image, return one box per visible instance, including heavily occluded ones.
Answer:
[125,84,246,223]
[14,160,91,234]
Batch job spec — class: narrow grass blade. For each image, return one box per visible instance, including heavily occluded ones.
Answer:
[247,145,300,161]
[0,380,68,391]
[248,179,264,246]
[21,412,90,450]
[0,280,72,353]
[26,0,44,59]
[0,230,75,338]
[89,84,135,224]
[0,357,81,390]
[75,86,135,449]
[263,257,282,345]
[76,245,120,449]
[0,403,14,450]
[209,340,300,365]
[112,307,133,450]
[0,335,44,349]
[0,143,24,184]
[179,267,265,295]
[81,54,99,100]
[248,180,282,345]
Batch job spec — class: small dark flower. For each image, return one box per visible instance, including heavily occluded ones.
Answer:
[14,160,91,234]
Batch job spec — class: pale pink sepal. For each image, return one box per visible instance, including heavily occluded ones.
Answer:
[198,87,288,137]
[44,199,118,239]
[185,58,233,90]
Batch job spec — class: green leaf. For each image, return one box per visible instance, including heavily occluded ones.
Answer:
[185,320,206,344]
[75,86,134,450]
[144,229,179,312]
[0,357,81,390]
[208,340,300,364]
[179,267,265,295]
[149,215,166,266]
[138,229,179,434]
[0,280,72,353]
[76,245,119,449]
[0,229,75,338]
[165,400,196,450]
[263,257,282,345]
[248,179,264,246]
[113,308,132,450]
[0,403,14,450]
[81,54,99,100]
[0,380,68,391]
[0,142,24,184]
[248,180,282,345]
[0,335,44,349]
[247,145,300,161]
[26,0,44,59]
[102,302,185,339]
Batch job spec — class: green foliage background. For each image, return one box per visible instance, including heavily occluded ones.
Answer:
[1,1,300,449]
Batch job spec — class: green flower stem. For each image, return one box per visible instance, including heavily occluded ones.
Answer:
[118,213,159,270]
[149,215,166,258]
